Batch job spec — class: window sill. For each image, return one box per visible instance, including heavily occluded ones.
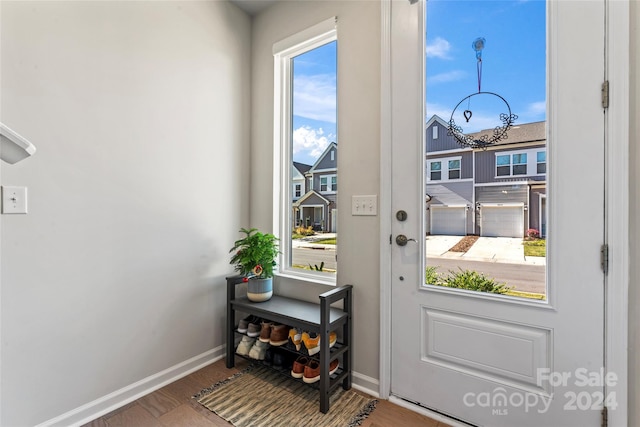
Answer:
[275,270,337,287]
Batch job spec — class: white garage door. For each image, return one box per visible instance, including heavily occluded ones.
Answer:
[430,205,466,236]
[480,203,524,238]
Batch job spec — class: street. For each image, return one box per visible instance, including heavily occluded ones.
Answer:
[427,257,546,294]
[292,246,337,270]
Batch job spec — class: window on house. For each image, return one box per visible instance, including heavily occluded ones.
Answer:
[537,151,546,174]
[496,154,511,176]
[429,161,442,181]
[448,159,461,179]
[432,126,438,139]
[513,153,527,175]
[273,17,337,284]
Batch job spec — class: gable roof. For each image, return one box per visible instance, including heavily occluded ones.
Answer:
[425,114,450,129]
[309,142,337,173]
[293,190,331,207]
[467,121,546,147]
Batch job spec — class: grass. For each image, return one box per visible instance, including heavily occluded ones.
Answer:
[312,238,336,245]
[524,239,546,257]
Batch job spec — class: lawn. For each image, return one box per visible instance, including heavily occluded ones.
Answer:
[524,239,546,257]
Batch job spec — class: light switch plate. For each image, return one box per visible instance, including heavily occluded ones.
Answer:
[2,186,28,214]
[352,195,377,216]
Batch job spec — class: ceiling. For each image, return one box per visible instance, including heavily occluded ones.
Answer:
[229,0,277,16]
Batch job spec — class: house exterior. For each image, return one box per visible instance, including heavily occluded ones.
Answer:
[426,115,546,238]
[292,142,338,232]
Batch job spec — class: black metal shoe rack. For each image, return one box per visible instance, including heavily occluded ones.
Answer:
[226,276,353,414]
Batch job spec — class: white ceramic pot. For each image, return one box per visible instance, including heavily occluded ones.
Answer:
[247,277,273,302]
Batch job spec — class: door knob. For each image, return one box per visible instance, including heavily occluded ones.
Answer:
[396,235,417,246]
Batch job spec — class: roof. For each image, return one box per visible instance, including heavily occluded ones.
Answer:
[293,161,312,175]
[467,121,546,146]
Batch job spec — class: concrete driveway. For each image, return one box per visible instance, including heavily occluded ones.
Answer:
[426,235,545,265]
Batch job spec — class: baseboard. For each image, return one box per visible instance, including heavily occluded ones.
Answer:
[35,345,226,427]
[351,370,380,398]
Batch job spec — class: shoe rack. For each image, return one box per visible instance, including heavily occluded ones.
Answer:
[226,275,353,414]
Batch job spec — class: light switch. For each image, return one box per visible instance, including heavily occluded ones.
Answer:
[2,186,28,214]
[352,195,377,216]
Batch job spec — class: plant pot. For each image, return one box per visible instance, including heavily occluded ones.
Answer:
[247,277,273,302]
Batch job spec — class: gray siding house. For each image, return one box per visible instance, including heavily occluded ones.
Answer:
[426,115,546,238]
[293,142,338,232]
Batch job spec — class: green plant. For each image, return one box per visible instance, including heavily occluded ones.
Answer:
[425,266,442,285]
[440,268,510,294]
[309,262,325,271]
[292,226,315,238]
[229,228,279,278]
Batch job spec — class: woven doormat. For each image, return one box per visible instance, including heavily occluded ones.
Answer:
[193,365,377,427]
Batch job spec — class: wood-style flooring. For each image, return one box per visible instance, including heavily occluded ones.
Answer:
[82,357,450,427]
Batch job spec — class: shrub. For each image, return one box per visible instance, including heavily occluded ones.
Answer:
[293,226,315,237]
[526,228,540,239]
[425,266,442,285]
[440,268,510,294]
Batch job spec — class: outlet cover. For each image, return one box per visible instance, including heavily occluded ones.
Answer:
[2,186,28,214]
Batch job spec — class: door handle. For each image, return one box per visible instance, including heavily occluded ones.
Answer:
[396,235,417,246]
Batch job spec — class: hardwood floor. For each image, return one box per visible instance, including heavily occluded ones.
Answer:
[83,357,449,427]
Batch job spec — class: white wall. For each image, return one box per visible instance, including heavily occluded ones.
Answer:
[0,2,251,425]
[250,1,382,386]
[629,1,639,424]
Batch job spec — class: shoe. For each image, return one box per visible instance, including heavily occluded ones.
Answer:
[249,340,270,360]
[301,331,337,356]
[302,359,340,384]
[291,355,309,378]
[237,315,257,333]
[259,321,274,343]
[247,319,261,337]
[289,328,302,350]
[301,332,320,355]
[269,324,290,346]
[236,336,255,356]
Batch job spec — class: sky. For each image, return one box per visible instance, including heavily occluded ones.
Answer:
[290,0,546,166]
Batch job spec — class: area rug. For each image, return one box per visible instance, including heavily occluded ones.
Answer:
[193,365,377,427]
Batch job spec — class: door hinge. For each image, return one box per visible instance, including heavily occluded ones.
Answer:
[601,405,608,427]
[601,80,609,109]
[601,244,609,275]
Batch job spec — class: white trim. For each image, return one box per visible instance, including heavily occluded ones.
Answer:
[474,180,530,188]
[309,167,337,173]
[425,146,473,156]
[351,371,380,397]
[35,347,224,427]
[605,0,629,425]
[273,19,337,284]
[427,155,462,182]
[378,0,392,401]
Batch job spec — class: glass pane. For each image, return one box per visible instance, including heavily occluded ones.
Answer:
[425,0,546,300]
[291,40,337,275]
[497,155,510,166]
[431,161,442,171]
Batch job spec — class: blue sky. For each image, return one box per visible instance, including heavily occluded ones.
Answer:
[426,0,546,132]
[290,1,546,165]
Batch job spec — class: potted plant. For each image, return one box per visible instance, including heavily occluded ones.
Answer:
[229,228,279,302]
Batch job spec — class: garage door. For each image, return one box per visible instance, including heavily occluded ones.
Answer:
[430,205,466,236]
[480,203,524,237]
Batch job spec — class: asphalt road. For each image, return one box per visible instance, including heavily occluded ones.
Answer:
[292,246,546,294]
[292,247,337,270]
[427,257,546,294]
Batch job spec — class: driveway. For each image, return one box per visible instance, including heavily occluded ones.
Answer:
[426,235,546,265]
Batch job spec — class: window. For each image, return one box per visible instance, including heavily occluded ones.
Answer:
[537,151,546,174]
[320,174,337,193]
[432,125,438,139]
[448,159,461,179]
[429,161,441,180]
[427,156,461,181]
[273,17,337,283]
[495,149,546,177]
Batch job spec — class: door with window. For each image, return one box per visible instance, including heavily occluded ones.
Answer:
[389,1,607,426]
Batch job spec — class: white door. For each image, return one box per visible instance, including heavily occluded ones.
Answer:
[430,205,466,236]
[480,204,525,238]
[389,1,606,426]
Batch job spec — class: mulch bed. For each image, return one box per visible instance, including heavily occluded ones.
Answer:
[449,235,479,253]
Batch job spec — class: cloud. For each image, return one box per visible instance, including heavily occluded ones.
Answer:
[426,37,452,59]
[525,101,546,116]
[292,126,334,161]
[293,74,337,123]
[427,70,466,85]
